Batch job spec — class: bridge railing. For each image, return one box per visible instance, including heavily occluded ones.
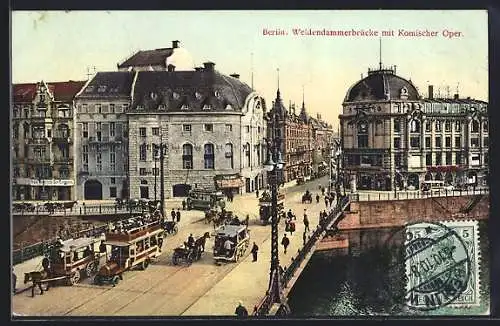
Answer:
[348,187,489,202]
[12,203,145,216]
[12,224,108,265]
[253,195,350,316]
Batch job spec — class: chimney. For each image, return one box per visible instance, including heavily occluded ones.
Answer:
[172,40,180,48]
[194,67,203,72]
[203,62,215,72]
[454,93,459,100]
[428,85,434,99]
[230,73,240,79]
[167,64,176,72]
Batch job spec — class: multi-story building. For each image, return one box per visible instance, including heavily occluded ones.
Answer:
[12,80,85,200]
[74,72,134,200]
[127,61,267,199]
[340,65,488,191]
[309,113,334,177]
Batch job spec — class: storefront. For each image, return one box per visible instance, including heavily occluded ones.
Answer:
[214,174,244,196]
[14,178,74,201]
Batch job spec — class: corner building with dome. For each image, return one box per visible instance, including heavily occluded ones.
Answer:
[339,66,488,192]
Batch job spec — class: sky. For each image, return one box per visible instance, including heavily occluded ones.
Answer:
[11,10,488,129]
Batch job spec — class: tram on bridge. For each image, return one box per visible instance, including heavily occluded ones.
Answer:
[94,214,164,286]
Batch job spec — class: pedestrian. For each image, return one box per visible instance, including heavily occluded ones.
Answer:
[303,211,310,232]
[176,209,181,222]
[329,195,334,207]
[316,194,320,203]
[245,214,250,226]
[289,220,296,236]
[12,269,16,294]
[281,234,290,254]
[182,200,186,210]
[321,187,325,196]
[324,196,329,208]
[256,189,259,198]
[251,242,259,262]
[287,209,293,220]
[187,234,195,248]
[303,231,307,246]
[235,301,249,317]
[170,208,176,221]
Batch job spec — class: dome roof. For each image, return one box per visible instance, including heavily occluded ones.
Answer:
[344,68,420,102]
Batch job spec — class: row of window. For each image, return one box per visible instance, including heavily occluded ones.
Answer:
[394,119,488,133]
[13,167,70,179]
[78,103,128,114]
[393,136,489,149]
[13,108,72,119]
[391,153,488,167]
[81,122,123,138]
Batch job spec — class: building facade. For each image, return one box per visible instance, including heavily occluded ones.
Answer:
[126,62,267,199]
[12,80,85,201]
[74,72,134,200]
[340,66,489,191]
[309,113,334,178]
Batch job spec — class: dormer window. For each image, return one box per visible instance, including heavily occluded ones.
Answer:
[150,92,157,100]
[137,105,144,110]
[202,104,211,110]
[195,92,202,100]
[181,104,189,110]
[158,104,166,110]
[400,87,408,99]
[215,90,221,98]
[173,92,180,100]
[85,86,94,93]
[225,104,233,110]
[98,85,107,93]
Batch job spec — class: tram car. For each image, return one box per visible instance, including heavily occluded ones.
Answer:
[258,190,285,225]
[213,224,250,263]
[93,215,164,286]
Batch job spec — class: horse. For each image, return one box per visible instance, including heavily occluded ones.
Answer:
[195,232,211,253]
[24,271,49,297]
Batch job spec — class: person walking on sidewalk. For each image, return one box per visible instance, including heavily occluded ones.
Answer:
[170,208,176,221]
[176,209,181,222]
[324,196,329,208]
[251,242,259,262]
[256,189,259,198]
[281,234,290,254]
[182,200,186,210]
[235,301,249,317]
[316,194,320,204]
[289,219,296,236]
[303,210,310,232]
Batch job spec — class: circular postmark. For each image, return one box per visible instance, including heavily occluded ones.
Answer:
[401,221,471,311]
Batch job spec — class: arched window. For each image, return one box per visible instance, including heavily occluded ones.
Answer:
[357,121,368,148]
[204,144,215,169]
[139,143,147,161]
[57,124,69,138]
[244,142,251,167]
[472,120,480,133]
[410,120,420,133]
[182,144,193,169]
[225,143,233,169]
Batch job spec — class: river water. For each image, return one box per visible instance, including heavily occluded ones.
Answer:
[288,220,490,317]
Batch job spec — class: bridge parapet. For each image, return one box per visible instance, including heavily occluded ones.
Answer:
[253,196,351,316]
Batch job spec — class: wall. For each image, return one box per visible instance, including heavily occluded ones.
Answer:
[338,195,489,230]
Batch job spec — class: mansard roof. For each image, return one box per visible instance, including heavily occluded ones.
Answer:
[76,72,135,99]
[129,70,252,112]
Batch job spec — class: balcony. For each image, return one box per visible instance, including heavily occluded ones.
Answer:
[27,138,49,145]
[53,157,74,164]
[52,133,72,143]
[26,157,51,164]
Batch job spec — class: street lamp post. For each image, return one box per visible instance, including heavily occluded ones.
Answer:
[159,143,166,217]
[263,105,290,316]
[154,148,158,202]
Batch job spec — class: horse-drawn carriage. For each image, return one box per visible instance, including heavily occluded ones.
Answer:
[23,236,103,297]
[187,189,225,211]
[172,232,211,265]
[162,220,179,235]
[93,215,164,286]
[205,208,235,228]
[213,224,250,263]
[302,190,313,204]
